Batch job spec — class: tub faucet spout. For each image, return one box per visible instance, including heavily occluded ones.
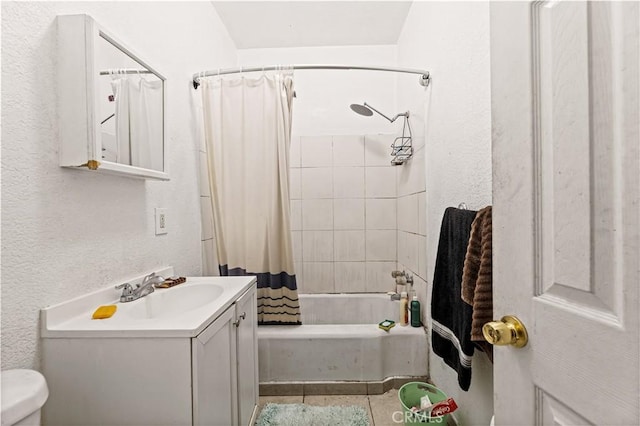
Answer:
[387,292,402,301]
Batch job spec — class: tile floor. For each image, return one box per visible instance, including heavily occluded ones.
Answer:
[257,389,404,426]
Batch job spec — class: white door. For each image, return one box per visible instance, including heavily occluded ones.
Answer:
[491,2,639,425]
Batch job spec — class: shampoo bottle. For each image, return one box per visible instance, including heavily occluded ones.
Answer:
[399,291,409,326]
[410,295,421,327]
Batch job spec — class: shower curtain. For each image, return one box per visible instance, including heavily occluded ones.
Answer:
[110,76,164,171]
[201,73,301,325]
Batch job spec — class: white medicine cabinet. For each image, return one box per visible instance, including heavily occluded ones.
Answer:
[57,14,169,180]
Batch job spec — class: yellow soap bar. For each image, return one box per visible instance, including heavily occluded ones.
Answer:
[92,305,117,319]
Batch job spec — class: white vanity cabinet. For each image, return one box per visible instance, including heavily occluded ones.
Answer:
[235,287,259,426]
[192,286,258,426]
[41,276,258,426]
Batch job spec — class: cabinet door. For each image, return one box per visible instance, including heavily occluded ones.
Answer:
[235,287,258,426]
[192,305,237,426]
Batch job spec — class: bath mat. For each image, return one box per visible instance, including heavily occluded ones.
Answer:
[256,403,370,426]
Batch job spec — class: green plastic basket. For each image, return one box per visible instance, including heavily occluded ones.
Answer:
[398,382,449,425]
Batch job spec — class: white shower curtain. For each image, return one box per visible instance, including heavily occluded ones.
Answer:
[201,73,300,324]
[111,76,163,171]
[110,77,131,165]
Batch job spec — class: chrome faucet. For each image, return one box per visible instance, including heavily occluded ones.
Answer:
[115,272,165,303]
[389,270,414,300]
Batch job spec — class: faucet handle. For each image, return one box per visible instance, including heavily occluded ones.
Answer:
[405,272,414,285]
[141,272,155,286]
[115,283,134,295]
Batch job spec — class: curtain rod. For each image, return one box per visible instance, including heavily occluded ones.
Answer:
[99,69,153,75]
[192,64,430,89]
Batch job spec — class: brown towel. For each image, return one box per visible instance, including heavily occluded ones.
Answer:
[461,206,493,361]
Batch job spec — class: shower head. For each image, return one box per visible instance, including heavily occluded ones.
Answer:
[350,103,374,116]
[349,102,408,123]
[351,101,414,166]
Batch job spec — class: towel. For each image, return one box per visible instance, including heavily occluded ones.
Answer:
[461,206,494,362]
[431,207,477,391]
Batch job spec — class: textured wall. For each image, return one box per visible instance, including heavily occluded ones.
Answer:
[396,2,494,425]
[1,1,237,370]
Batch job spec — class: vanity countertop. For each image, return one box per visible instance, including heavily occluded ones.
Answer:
[41,275,256,338]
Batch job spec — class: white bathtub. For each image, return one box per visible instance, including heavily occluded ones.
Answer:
[258,294,428,383]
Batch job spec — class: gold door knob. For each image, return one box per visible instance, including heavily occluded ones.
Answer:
[482,315,528,348]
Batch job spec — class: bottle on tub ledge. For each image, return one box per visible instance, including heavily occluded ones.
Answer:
[399,291,409,326]
[410,295,421,327]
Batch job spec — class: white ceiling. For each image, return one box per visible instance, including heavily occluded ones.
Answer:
[212,1,413,49]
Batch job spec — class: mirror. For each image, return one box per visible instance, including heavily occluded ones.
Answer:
[96,34,164,172]
[57,14,168,180]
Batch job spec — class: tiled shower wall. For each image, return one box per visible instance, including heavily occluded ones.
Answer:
[396,140,427,318]
[291,134,426,294]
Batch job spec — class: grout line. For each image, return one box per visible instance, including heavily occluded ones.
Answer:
[367,395,376,426]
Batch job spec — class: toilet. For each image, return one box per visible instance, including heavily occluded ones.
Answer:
[1,370,48,426]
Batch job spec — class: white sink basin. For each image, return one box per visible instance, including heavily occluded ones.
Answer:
[122,284,225,319]
[41,275,256,338]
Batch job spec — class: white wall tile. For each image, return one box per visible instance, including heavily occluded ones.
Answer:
[418,235,427,281]
[397,196,408,232]
[335,230,365,261]
[334,199,365,230]
[290,200,302,231]
[397,230,408,267]
[301,136,332,167]
[291,231,302,262]
[366,230,396,261]
[397,194,419,233]
[290,168,302,200]
[333,167,365,198]
[365,167,396,198]
[365,134,395,166]
[202,238,219,276]
[200,197,214,240]
[333,135,364,167]
[397,146,426,196]
[301,167,333,199]
[414,147,426,193]
[301,262,335,293]
[406,232,420,274]
[334,262,366,293]
[290,135,301,168]
[302,230,334,262]
[412,136,426,151]
[397,160,411,198]
[302,199,333,230]
[199,152,210,197]
[366,198,396,230]
[365,261,397,293]
[418,191,426,236]
[294,261,304,284]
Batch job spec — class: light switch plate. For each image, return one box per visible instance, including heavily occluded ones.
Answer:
[155,208,168,235]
